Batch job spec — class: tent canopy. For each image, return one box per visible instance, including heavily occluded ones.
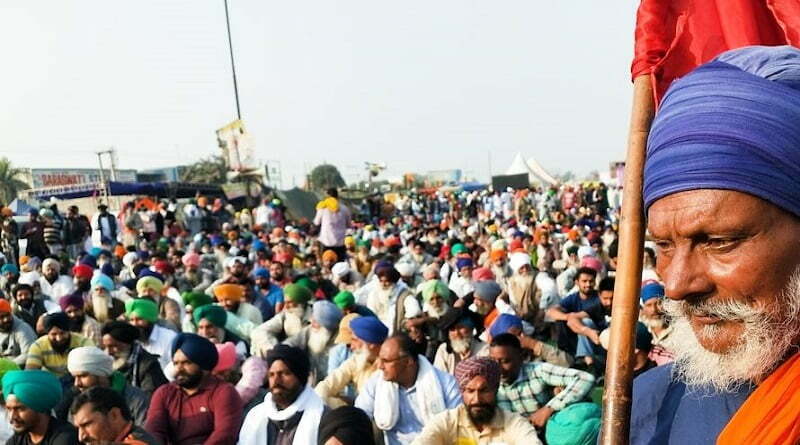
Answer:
[505,153,558,186]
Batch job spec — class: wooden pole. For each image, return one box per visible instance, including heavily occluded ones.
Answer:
[600,74,655,444]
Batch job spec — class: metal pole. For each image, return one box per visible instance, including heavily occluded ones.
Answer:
[96,152,108,207]
[224,0,242,121]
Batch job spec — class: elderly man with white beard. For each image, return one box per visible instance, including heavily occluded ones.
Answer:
[638,282,674,366]
[365,263,421,335]
[249,283,312,356]
[282,300,342,384]
[507,252,545,330]
[433,308,489,374]
[630,46,800,444]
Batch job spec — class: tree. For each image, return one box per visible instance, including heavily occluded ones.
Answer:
[308,164,345,191]
[0,158,29,204]
[179,155,228,184]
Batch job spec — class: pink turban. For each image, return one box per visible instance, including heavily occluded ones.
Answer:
[182,252,201,268]
[454,356,501,391]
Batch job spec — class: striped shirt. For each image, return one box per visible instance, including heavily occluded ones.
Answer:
[25,333,94,377]
[497,361,595,416]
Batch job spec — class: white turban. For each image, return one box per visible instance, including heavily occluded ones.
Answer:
[42,258,60,273]
[17,272,40,287]
[67,346,114,377]
[509,252,531,273]
[577,246,596,260]
[395,262,416,277]
[331,262,350,278]
[122,252,139,268]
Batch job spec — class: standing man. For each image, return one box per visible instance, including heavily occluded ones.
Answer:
[412,356,541,444]
[3,370,78,444]
[313,188,352,261]
[239,344,326,445]
[145,333,242,445]
[91,204,117,248]
[20,209,48,260]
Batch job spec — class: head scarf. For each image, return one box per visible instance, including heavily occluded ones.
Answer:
[283,283,312,305]
[489,313,523,337]
[454,356,502,391]
[334,313,359,344]
[313,300,343,332]
[213,342,238,373]
[136,276,164,295]
[318,406,376,445]
[193,304,227,328]
[266,344,310,384]
[508,252,531,273]
[182,291,213,309]
[350,316,388,345]
[473,281,502,304]
[101,321,139,344]
[171,333,218,371]
[420,280,450,304]
[59,292,85,311]
[44,312,70,332]
[333,291,355,310]
[640,282,665,305]
[125,298,159,323]
[213,284,244,302]
[2,370,62,413]
[67,346,113,377]
[90,273,114,292]
[72,263,94,280]
[644,46,800,217]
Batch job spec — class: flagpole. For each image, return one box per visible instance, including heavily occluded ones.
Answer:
[223,0,242,121]
[600,74,654,444]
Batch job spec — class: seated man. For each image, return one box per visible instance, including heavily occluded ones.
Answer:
[433,308,488,374]
[125,298,176,368]
[59,292,102,346]
[214,283,263,326]
[356,333,462,445]
[490,333,595,429]
[412,356,541,444]
[250,283,311,355]
[490,313,573,368]
[282,300,342,382]
[192,304,248,357]
[11,284,48,333]
[315,316,388,407]
[565,276,615,368]
[145,333,242,445]
[56,346,149,426]
[638,282,674,366]
[71,387,159,445]
[239,344,326,445]
[546,267,599,358]
[100,321,168,396]
[0,299,36,366]
[26,312,93,377]
[3,370,78,444]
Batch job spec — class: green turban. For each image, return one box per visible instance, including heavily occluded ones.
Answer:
[421,280,451,303]
[125,298,159,323]
[2,370,62,413]
[182,291,213,309]
[136,276,164,296]
[284,283,312,305]
[356,239,371,249]
[295,277,318,293]
[450,243,467,256]
[545,402,601,445]
[193,304,227,328]
[333,291,355,310]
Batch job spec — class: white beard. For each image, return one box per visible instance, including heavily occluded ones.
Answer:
[353,348,371,369]
[284,308,305,337]
[641,314,666,330]
[307,326,332,355]
[663,267,800,393]
[92,294,111,323]
[367,286,394,319]
[425,303,449,319]
[450,336,472,355]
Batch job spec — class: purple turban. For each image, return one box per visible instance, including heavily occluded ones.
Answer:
[59,292,84,311]
[644,46,800,217]
[454,356,501,391]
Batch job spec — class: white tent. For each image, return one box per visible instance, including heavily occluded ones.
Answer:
[504,153,558,186]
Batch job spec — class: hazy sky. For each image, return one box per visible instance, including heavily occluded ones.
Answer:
[1,1,639,188]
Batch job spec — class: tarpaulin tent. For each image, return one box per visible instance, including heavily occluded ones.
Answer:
[8,199,35,215]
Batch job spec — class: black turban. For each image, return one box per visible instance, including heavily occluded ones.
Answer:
[101,321,139,344]
[44,312,69,332]
[171,333,218,371]
[318,406,376,445]
[266,344,310,385]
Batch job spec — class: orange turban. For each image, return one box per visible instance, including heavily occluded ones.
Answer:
[213,284,245,302]
[322,250,339,263]
[490,249,506,262]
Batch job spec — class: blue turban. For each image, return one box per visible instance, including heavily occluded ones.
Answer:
[137,268,164,282]
[2,370,62,413]
[313,300,343,332]
[640,282,665,305]
[490,313,523,337]
[0,264,17,275]
[252,240,266,252]
[88,247,103,258]
[253,267,269,279]
[79,255,97,269]
[473,281,502,304]
[91,273,115,292]
[456,257,474,271]
[171,333,218,371]
[350,316,388,345]
[644,46,800,217]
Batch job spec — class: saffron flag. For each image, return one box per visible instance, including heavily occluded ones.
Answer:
[631,0,800,105]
